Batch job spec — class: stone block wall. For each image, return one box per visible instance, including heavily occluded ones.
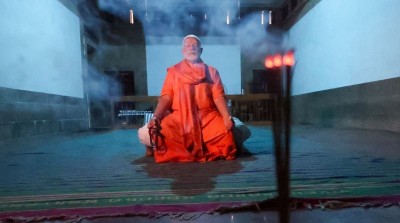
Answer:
[292,77,400,133]
[0,87,89,140]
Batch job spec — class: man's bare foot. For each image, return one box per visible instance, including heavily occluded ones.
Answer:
[145,146,154,157]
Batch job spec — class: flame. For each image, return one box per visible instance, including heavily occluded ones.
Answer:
[283,51,295,66]
[264,56,274,68]
[273,54,282,67]
[265,51,295,69]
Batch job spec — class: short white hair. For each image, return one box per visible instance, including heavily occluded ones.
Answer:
[182,34,201,47]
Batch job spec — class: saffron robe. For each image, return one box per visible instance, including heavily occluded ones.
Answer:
[152,60,237,163]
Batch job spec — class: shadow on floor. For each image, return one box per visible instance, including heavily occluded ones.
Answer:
[132,149,256,196]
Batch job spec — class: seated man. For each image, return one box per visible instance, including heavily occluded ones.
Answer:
[139,116,251,158]
[138,34,237,163]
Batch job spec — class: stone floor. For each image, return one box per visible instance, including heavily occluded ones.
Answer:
[3,124,399,223]
[45,206,400,223]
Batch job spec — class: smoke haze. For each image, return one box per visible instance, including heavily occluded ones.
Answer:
[97,0,284,63]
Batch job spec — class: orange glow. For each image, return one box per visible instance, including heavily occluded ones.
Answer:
[273,54,282,67]
[265,56,274,68]
[283,51,295,66]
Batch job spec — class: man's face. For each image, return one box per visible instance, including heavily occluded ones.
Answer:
[182,37,202,62]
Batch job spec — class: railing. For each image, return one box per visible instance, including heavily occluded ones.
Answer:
[110,96,158,127]
[110,94,274,127]
[227,94,275,125]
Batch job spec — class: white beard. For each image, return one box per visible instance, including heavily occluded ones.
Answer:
[184,53,200,62]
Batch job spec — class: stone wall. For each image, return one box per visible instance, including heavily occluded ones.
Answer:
[292,77,400,133]
[0,87,89,140]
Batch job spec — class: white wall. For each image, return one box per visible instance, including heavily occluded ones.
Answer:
[286,0,400,95]
[0,0,83,98]
[94,44,148,96]
[146,37,241,96]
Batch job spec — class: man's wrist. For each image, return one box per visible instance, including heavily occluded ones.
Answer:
[223,115,232,121]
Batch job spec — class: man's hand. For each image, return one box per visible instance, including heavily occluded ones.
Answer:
[223,116,234,130]
[147,116,160,129]
[148,95,172,129]
[214,97,234,131]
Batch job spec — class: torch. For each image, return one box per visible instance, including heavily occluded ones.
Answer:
[265,50,295,223]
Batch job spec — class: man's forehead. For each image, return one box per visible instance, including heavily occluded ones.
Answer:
[184,38,200,44]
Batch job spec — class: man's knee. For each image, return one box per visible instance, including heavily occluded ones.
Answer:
[138,125,151,147]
